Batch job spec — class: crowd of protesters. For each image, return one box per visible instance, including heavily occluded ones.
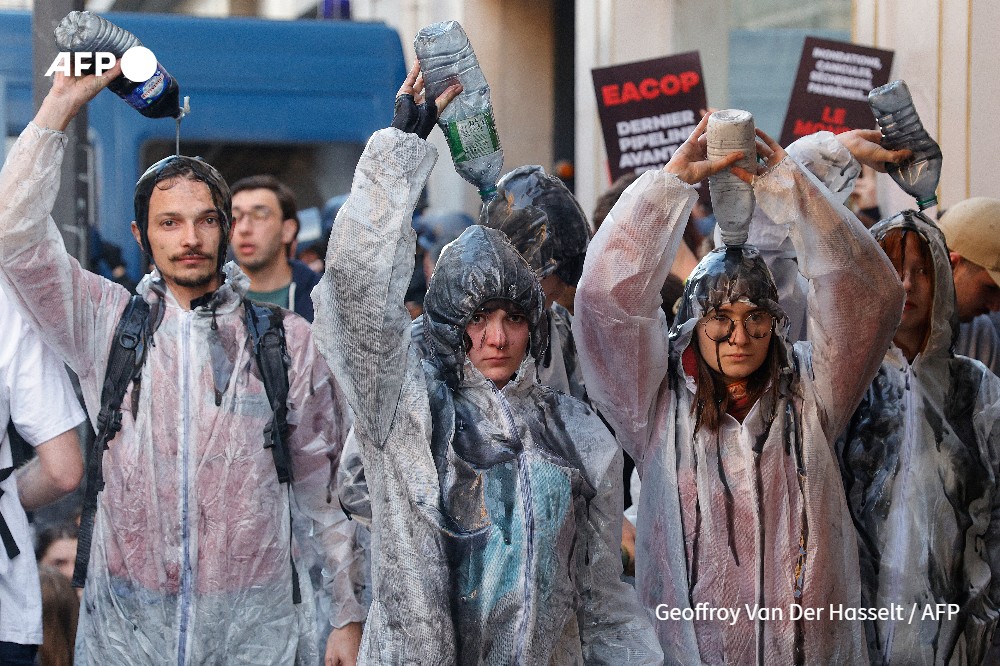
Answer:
[2,40,1000,666]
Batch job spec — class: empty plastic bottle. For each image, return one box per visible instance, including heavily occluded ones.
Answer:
[869,80,942,210]
[707,110,757,246]
[55,11,181,119]
[414,21,503,202]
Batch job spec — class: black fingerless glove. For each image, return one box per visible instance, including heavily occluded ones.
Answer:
[391,93,438,140]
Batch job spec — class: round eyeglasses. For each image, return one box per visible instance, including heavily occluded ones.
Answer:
[232,205,275,223]
[701,311,775,342]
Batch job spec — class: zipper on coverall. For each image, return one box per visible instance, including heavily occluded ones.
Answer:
[491,384,536,664]
[883,364,914,663]
[177,312,194,665]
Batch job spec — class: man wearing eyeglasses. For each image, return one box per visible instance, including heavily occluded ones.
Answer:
[231,175,322,322]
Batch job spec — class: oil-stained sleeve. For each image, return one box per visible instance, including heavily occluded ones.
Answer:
[283,312,357,623]
[574,442,664,664]
[975,371,1000,661]
[311,128,437,446]
[0,122,128,422]
[573,170,697,467]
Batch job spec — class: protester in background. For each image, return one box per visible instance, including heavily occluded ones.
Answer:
[297,229,331,274]
[231,174,322,321]
[938,197,1000,375]
[574,115,903,662]
[36,564,78,666]
[35,521,78,584]
[0,63,351,665]
[0,287,84,666]
[838,210,1000,665]
[406,211,472,319]
[848,164,882,228]
[313,61,662,665]
[413,211,473,282]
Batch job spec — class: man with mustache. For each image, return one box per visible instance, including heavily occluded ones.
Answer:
[0,63,352,664]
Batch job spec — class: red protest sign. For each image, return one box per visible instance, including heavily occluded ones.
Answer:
[592,53,707,186]
[779,37,894,146]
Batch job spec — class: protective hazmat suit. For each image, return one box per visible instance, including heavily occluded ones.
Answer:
[0,123,351,665]
[838,211,1000,665]
[483,165,591,401]
[573,154,903,664]
[312,127,662,665]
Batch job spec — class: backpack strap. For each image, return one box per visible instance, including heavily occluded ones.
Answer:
[243,301,293,484]
[0,420,36,560]
[72,295,150,588]
[0,465,19,559]
[243,300,300,603]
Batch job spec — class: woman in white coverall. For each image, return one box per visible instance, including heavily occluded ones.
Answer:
[573,115,904,664]
[312,64,662,665]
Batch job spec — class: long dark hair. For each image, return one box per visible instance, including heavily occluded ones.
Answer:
[691,334,783,433]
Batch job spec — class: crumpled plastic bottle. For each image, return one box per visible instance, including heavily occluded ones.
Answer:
[414,21,503,202]
[869,80,942,210]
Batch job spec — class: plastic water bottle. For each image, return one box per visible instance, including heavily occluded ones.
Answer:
[414,21,503,202]
[707,110,757,246]
[55,11,181,119]
[869,80,942,210]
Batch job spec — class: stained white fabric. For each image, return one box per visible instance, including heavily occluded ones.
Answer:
[574,156,902,664]
[839,212,1000,665]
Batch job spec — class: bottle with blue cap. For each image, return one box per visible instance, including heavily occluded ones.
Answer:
[55,11,181,119]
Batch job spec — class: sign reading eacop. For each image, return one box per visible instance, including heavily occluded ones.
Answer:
[591,52,707,188]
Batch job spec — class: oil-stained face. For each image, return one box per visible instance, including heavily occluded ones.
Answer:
[464,300,530,389]
[695,301,773,381]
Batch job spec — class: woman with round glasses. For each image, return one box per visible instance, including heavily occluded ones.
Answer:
[574,115,904,664]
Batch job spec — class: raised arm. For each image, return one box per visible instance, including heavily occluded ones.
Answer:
[0,64,128,380]
[751,129,904,439]
[311,64,458,445]
[573,116,743,464]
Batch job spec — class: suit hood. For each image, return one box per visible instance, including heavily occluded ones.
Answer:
[423,225,547,387]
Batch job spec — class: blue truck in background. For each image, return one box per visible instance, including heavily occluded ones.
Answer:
[0,10,405,281]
